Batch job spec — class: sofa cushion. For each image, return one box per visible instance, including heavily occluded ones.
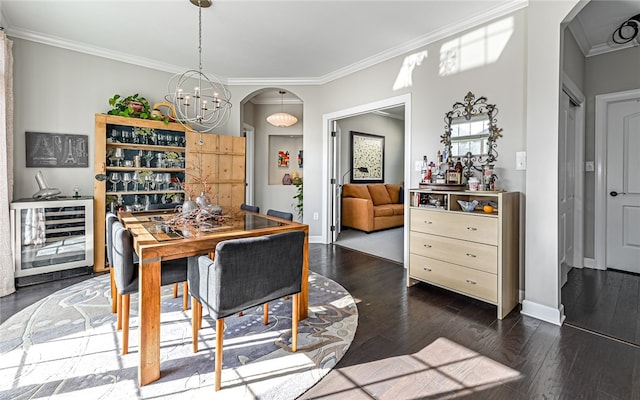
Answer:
[343,184,371,200]
[385,184,402,204]
[368,184,392,206]
[373,206,394,217]
[388,204,404,216]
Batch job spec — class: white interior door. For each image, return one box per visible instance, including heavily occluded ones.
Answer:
[559,91,576,285]
[331,121,341,242]
[606,98,640,273]
[243,124,255,206]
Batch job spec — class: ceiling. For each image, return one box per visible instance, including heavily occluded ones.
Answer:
[568,0,640,57]
[1,0,638,102]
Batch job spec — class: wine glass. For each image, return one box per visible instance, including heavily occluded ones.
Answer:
[132,171,141,191]
[144,151,154,168]
[113,148,125,167]
[110,128,121,143]
[108,172,121,192]
[163,173,172,190]
[155,174,164,191]
[122,172,132,192]
[145,173,155,191]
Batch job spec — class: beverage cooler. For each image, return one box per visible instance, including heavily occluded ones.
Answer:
[10,197,93,286]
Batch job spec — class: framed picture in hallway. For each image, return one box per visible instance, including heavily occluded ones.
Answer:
[350,131,384,183]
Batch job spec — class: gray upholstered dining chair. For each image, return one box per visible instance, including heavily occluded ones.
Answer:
[240,203,260,213]
[266,208,293,221]
[188,230,305,391]
[111,221,189,355]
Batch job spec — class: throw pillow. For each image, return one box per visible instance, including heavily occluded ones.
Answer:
[368,184,392,206]
[398,187,404,204]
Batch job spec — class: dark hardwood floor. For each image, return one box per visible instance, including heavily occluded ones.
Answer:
[2,245,640,399]
[563,267,640,347]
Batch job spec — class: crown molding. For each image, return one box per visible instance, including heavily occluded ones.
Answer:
[6,26,232,84]
[7,0,528,87]
[372,109,404,121]
[587,41,639,57]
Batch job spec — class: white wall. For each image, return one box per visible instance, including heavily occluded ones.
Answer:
[336,113,404,185]
[12,38,175,200]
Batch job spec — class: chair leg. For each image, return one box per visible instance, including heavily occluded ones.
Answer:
[122,294,130,355]
[110,269,117,314]
[292,293,299,352]
[192,297,201,353]
[116,293,123,331]
[263,303,269,325]
[215,318,224,391]
[173,282,179,298]
[183,281,189,311]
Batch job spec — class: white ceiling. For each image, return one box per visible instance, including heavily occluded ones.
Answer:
[2,0,528,86]
[569,0,640,57]
[2,0,638,102]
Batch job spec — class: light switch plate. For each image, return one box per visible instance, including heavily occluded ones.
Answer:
[515,151,526,170]
[415,161,423,172]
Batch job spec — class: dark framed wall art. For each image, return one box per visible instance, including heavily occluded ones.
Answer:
[26,132,89,168]
[350,131,384,183]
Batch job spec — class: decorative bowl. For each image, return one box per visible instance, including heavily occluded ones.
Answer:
[457,200,479,212]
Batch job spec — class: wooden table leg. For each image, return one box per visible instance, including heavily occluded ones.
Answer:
[138,249,161,386]
[298,232,309,320]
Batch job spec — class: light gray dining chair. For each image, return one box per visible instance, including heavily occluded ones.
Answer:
[266,209,293,221]
[188,230,305,391]
[111,221,189,355]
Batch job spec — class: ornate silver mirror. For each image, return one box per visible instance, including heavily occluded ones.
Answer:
[441,91,502,179]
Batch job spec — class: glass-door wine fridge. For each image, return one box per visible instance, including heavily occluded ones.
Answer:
[10,197,93,286]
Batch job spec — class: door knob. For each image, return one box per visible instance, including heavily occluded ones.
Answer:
[610,191,626,197]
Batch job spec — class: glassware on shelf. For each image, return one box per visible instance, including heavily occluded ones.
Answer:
[132,195,144,211]
[113,148,125,167]
[108,172,121,192]
[132,171,141,191]
[163,173,172,190]
[121,129,131,144]
[121,172,132,192]
[154,174,164,190]
[143,151,154,168]
[145,173,155,191]
[111,128,121,143]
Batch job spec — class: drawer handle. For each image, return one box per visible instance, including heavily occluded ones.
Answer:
[423,267,432,272]
[466,227,478,231]
[424,220,433,225]
[423,244,432,248]
[466,253,477,258]
[466,279,477,285]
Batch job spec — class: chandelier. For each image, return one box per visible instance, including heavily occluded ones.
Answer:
[166,0,231,133]
[612,13,640,45]
[266,91,298,128]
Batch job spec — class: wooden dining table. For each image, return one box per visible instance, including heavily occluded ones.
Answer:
[117,209,309,386]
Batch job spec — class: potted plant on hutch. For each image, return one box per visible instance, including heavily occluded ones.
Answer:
[107,93,151,119]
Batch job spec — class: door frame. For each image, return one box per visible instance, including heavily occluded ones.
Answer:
[321,94,412,253]
[243,123,255,206]
[561,74,585,272]
[594,88,640,270]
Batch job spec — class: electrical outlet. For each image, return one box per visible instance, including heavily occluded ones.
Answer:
[313,212,319,220]
[415,161,423,172]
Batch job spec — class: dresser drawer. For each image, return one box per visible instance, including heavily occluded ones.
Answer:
[410,254,497,303]
[410,231,497,274]
[410,208,498,245]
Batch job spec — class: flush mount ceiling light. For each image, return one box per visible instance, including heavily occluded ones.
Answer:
[165,0,231,133]
[266,91,298,128]
[612,13,640,45]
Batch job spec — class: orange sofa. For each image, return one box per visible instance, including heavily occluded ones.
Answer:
[342,183,404,233]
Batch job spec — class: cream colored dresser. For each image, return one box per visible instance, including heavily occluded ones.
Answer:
[408,189,519,319]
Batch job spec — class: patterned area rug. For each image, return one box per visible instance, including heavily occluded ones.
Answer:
[0,272,357,399]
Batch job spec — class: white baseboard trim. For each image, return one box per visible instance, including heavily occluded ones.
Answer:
[309,235,324,244]
[583,257,605,270]
[521,300,566,326]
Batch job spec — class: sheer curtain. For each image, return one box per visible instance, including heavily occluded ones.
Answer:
[0,31,15,297]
